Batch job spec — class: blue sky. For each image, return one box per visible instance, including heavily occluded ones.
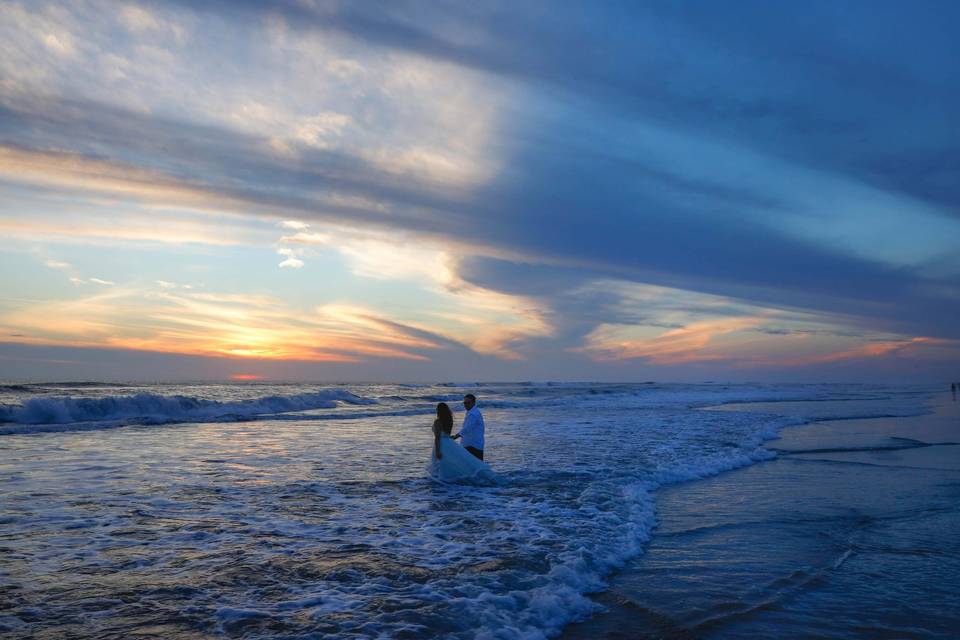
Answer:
[0,1,958,382]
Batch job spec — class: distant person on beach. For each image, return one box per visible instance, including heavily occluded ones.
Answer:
[953,383,957,401]
[453,393,485,460]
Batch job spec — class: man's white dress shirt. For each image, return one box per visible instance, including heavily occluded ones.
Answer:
[459,406,485,451]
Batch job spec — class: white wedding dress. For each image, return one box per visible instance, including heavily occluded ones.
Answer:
[429,434,497,483]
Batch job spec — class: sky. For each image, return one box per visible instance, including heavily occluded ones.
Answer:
[0,0,958,383]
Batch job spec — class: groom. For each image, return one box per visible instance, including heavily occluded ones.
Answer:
[453,393,485,460]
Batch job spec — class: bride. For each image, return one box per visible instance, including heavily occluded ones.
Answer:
[430,402,496,483]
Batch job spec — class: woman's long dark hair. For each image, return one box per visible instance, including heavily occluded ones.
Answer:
[436,402,453,434]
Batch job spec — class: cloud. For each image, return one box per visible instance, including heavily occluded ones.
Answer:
[578,317,765,365]
[294,111,351,148]
[292,226,455,282]
[272,225,553,358]
[156,280,192,290]
[3,83,954,345]
[281,231,330,244]
[0,285,472,363]
[752,336,960,368]
[119,5,163,34]
[277,247,304,269]
[69,277,115,286]
[0,191,270,247]
[0,145,254,216]
[45,259,71,269]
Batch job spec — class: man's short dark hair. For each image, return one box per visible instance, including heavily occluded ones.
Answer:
[464,393,476,402]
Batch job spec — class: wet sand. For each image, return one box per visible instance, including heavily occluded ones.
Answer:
[563,393,960,639]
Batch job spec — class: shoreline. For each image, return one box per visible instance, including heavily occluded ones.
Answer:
[562,392,960,639]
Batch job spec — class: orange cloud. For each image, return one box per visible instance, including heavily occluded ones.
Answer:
[757,336,957,367]
[0,216,260,247]
[0,287,450,363]
[275,224,553,359]
[578,316,764,364]
[0,145,248,213]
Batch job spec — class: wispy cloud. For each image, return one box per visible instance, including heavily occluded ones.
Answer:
[69,277,115,286]
[750,336,960,368]
[275,225,553,358]
[0,286,461,362]
[156,280,193,290]
[579,317,765,365]
[0,146,248,214]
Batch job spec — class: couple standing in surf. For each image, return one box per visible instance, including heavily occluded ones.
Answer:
[429,394,496,482]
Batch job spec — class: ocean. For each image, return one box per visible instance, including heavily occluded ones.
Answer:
[1,381,954,639]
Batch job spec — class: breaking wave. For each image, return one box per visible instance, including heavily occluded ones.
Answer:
[0,389,376,430]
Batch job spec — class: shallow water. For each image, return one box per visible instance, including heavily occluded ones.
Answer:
[0,382,940,638]
[563,396,960,639]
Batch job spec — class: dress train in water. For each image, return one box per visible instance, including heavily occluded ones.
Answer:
[429,434,497,483]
